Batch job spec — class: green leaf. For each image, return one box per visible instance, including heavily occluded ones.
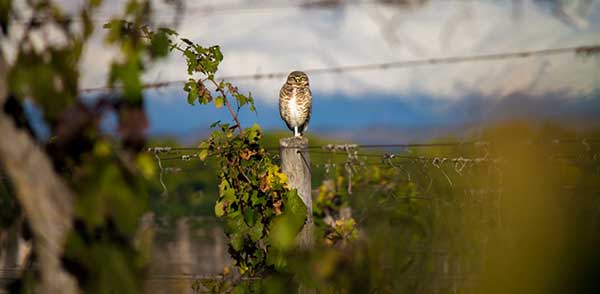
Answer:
[230,232,244,251]
[248,222,264,242]
[218,180,237,214]
[285,189,308,219]
[184,80,198,105]
[109,57,142,102]
[268,189,307,251]
[251,191,266,206]
[186,89,197,105]
[266,248,288,271]
[150,31,170,57]
[244,208,256,227]
[245,124,262,142]
[211,45,223,62]
[183,49,197,75]
[210,120,221,128]
[236,94,247,107]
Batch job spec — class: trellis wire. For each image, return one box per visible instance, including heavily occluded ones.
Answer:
[80,45,600,93]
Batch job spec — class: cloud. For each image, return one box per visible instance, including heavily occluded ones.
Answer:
[78,0,600,103]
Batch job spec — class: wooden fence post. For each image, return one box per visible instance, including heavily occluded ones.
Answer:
[279,136,313,248]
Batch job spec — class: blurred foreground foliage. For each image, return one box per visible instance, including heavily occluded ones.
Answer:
[0,0,183,293]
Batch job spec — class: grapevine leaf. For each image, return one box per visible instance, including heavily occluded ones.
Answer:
[249,222,264,242]
[230,232,244,251]
[184,80,198,105]
[150,31,169,57]
[215,96,224,109]
[215,201,225,217]
[269,189,307,251]
[199,149,209,161]
[244,208,256,227]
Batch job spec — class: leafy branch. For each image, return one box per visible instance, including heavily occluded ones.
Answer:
[143,27,254,133]
[110,24,306,277]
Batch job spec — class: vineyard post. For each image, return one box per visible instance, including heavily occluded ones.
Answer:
[279,136,313,248]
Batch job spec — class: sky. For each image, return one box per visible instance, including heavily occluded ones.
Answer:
[24,0,600,141]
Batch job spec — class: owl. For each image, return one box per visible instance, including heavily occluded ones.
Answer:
[279,71,312,137]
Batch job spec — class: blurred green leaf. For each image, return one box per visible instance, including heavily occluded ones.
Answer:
[0,0,12,35]
[269,190,306,251]
[150,31,169,57]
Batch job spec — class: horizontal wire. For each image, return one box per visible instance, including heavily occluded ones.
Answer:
[80,44,600,93]
[147,138,600,154]
[220,45,600,81]
[156,152,598,165]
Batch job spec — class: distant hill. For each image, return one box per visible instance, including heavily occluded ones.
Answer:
[146,90,600,144]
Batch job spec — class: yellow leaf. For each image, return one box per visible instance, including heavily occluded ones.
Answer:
[214,96,224,109]
[277,172,288,185]
[198,149,209,161]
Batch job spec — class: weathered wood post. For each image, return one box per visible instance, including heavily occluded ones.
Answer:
[279,136,313,248]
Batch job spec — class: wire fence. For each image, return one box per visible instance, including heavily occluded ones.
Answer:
[147,138,600,154]
[147,138,600,182]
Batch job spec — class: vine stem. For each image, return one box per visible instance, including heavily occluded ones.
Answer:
[210,79,244,134]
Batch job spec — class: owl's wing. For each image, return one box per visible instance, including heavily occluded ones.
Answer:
[300,88,312,134]
[278,85,293,131]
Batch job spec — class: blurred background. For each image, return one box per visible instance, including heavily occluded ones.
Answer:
[71,0,600,141]
[1,0,600,293]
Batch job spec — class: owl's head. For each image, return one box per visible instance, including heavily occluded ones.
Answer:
[286,71,309,86]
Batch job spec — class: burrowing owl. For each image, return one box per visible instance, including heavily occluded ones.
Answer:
[279,71,312,137]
